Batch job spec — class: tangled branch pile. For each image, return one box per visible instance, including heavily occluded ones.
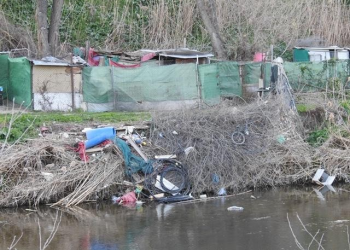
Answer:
[0,138,125,207]
[150,94,315,193]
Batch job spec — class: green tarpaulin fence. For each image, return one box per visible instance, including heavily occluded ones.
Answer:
[217,62,241,97]
[283,61,350,92]
[83,62,242,107]
[83,67,112,104]
[198,63,220,105]
[0,54,9,98]
[8,57,31,106]
[244,62,262,85]
[83,64,199,104]
[112,64,198,102]
[82,60,350,109]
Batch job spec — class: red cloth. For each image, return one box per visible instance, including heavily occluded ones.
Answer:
[88,48,99,66]
[120,191,137,203]
[97,139,112,147]
[75,142,89,162]
[141,52,157,62]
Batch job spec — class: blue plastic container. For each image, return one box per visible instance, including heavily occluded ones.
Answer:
[84,127,116,149]
[85,127,115,140]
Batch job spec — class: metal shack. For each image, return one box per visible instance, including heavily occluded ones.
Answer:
[293,46,350,62]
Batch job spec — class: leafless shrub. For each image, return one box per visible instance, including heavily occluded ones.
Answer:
[104,0,350,59]
[105,0,197,50]
[150,93,314,193]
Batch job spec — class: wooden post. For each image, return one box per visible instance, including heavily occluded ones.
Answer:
[70,54,75,110]
[270,45,274,62]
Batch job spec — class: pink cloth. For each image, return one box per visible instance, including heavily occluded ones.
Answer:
[120,191,137,203]
[141,52,156,62]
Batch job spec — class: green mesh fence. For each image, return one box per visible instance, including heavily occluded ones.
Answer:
[198,63,220,105]
[83,64,199,104]
[83,62,242,107]
[284,61,350,92]
[0,54,9,98]
[244,62,262,85]
[8,57,32,106]
[83,66,112,103]
[112,64,198,102]
[217,62,242,97]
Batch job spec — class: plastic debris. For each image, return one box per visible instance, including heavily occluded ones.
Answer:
[276,135,286,144]
[111,196,120,203]
[119,191,137,203]
[41,172,54,182]
[184,146,195,156]
[227,206,244,211]
[218,187,227,196]
[312,169,335,186]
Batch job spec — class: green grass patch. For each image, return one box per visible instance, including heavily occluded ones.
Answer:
[296,103,317,113]
[0,111,150,142]
[306,128,329,147]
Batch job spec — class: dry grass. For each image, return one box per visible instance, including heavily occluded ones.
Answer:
[150,93,314,193]
[104,0,350,59]
[0,138,125,207]
[2,0,350,59]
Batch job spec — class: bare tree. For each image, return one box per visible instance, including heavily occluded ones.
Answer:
[48,0,64,56]
[196,0,226,60]
[35,0,64,58]
[35,0,49,58]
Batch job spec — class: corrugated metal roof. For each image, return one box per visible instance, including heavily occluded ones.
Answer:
[32,60,69,66]
[294,46,346,50]
[32,56,70,66]
[140,48,214,59]
[159,49,214,59]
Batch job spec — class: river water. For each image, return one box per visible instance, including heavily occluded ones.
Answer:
[1,186,350,250]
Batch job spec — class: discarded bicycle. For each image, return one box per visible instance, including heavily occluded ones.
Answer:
[231,122,250,145]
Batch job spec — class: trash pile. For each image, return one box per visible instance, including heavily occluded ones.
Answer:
[0,138,125,207]
[0,124,193,208]
[150,93,314,194]
[1,63,350,207]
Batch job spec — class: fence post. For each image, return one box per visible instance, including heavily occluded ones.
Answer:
[196,55,202,109]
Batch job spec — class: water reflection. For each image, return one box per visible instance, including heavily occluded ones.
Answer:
[0,186,349,250]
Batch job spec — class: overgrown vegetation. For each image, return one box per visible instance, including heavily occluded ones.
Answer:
[306,128,329,147]
[0,111,150,141]
[1,0,350,60]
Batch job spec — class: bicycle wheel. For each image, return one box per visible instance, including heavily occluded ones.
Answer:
[231,131,245,145]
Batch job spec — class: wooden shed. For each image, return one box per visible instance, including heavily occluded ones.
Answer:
[32,60,85,111]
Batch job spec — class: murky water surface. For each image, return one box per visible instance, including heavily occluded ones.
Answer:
[1,186,350,250]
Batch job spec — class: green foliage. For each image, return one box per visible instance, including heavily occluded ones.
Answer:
[296,104,316,113]
[306,128,329,147]
[0,111,150,142]
[340,100,350,114]
[0,0,36,32]
[273,41,293,62]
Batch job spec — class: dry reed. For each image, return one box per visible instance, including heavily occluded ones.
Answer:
[0,138,125,207]
[150,93,315,194]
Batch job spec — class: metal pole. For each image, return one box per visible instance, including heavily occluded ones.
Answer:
[270,45,274,62]
[196,55,202,109]
[110,66,116,110]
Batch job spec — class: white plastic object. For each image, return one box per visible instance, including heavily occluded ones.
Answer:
[227,206,244,211]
